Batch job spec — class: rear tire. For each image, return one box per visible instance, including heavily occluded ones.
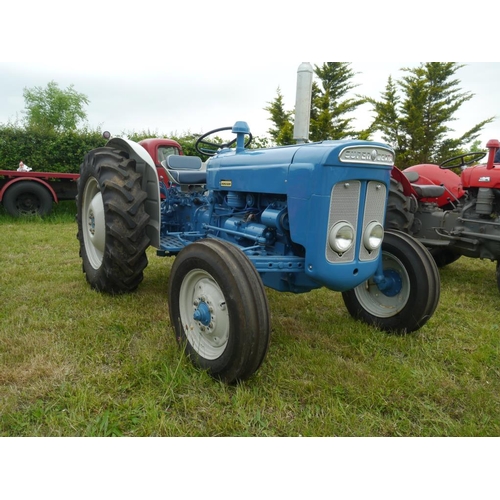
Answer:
[342,230,440,333]
[386,177,460,268]
[76,147,150,294]
[3,181,53,217]
[168,239,270,383]
[385,177,415,233]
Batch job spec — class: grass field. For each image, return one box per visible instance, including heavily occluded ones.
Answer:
[1,201,499,436]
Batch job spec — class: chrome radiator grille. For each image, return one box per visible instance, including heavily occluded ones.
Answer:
[359,181,387,261]
[326,181,360,263]
[326,180,386,263]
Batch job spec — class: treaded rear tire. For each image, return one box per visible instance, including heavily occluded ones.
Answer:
[385,177,415,233]
[76,147,150,294]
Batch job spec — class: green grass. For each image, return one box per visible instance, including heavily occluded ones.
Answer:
[1,201,499,436]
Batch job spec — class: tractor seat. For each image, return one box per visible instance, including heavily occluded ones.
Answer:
[403,171,445,198]
[162,155,207,185]
[411,184,446,198]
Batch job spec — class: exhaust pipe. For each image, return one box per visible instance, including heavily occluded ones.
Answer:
[293,62,313,144]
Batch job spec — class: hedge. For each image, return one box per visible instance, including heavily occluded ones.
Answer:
[0,126,108,173]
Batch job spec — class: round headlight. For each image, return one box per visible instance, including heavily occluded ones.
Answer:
[328,222,355,254]
[363,221,384,251]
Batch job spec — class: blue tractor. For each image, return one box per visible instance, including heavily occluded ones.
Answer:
[77,122,440,383]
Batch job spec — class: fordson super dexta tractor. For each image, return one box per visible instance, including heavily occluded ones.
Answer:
[76,66,440,383]
[387,140,500,291]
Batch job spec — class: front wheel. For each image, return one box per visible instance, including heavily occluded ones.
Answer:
[342,230,440,333]
[168,239,270,384]
[76,147,150,294]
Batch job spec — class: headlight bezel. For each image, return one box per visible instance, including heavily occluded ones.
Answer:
[328,221,355,255]
[363,221,384,252]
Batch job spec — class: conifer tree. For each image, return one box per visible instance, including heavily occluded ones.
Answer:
[264,87,294,145]
[366,63,494,168]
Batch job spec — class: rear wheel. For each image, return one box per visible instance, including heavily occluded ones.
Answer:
[386,178,460,268]
[342,230,440,333]
[385,177,415,233]
[76,147,150,294]
[168,239,270,383]
[3,181,53,217]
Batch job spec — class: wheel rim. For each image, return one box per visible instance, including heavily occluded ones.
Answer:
[82,177,106,270]
[16,193,41,215]
[179,269,230,360]
[353,251,410,318]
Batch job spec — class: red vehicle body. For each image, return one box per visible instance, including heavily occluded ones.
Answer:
[0,138,184,217]
[386,139,500,287]
[0,169,79,216]
[138,138,183,185]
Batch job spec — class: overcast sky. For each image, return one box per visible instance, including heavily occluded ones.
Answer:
[1,1,499,151]
[1,61,499,149]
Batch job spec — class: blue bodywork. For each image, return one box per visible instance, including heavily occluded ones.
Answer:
[158,122,394,294]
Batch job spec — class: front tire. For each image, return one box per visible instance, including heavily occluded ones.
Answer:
[76,147,150,294]
[168,239,271,384]
[342,230,440,333]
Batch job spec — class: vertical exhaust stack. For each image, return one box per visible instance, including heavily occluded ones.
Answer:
[293,62,313,144]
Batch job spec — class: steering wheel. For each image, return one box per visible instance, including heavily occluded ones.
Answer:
[195,126,253,156]
[439,151,486,169]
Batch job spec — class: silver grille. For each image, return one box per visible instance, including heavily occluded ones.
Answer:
[326,181,360,263]
[359,181,387,262]
[326,180,386,263]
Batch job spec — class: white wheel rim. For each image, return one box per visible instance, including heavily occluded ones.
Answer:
[353,251,410,318]
[82,177,106,270]
[179,269,230,360]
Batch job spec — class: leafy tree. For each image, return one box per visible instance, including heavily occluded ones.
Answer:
[366,63,495,168]
[23,80,90,133]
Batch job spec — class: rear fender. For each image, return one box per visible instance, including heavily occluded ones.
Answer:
[107,137,161,248]
[406,163,465,206]
[390,166,415,197]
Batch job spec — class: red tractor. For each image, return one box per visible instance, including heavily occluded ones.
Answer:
[386,139,500,289]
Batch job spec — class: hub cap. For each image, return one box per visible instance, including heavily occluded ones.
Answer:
[353,251,410,317]
[179,269,230,360]
[82,177,106,269]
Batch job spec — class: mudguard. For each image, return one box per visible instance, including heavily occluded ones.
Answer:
[405,163,465,207]
[106,137,161,248]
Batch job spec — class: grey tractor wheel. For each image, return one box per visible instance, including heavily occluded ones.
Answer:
[386,177,460,268]
[342,230,440,334]
[168,238,271,384]
[3,181,53,217]
[385,177,416,233]
[76,147,150,294]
